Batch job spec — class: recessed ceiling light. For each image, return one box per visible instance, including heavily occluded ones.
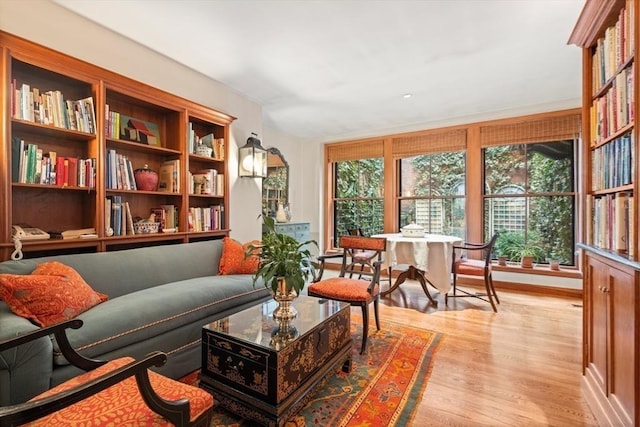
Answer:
[403,93,412,99]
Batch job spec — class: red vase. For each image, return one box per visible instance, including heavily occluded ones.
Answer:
[134,165,158,191]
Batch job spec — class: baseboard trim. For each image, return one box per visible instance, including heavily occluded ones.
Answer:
[321,263,583,298]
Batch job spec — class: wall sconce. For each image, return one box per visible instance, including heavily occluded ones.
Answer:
[239,133,267,178]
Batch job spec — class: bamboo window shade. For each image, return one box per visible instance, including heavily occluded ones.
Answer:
[480,113,581,147]
[326,139,384,162]
[391,129,467,157]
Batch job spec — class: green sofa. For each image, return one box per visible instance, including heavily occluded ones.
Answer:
[0,240,270,405]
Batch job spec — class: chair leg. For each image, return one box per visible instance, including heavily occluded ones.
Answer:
[373,298,380,331]
[489,273,500,304]
[360,304,369,354]
[484,271,498,312]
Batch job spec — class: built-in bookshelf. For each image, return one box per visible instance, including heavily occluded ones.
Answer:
[0,31,234,260]
[570,1,640,425]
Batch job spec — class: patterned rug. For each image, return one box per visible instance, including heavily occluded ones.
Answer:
[180,317,443,426]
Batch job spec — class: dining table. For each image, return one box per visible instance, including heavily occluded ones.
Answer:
[371,233,463,306]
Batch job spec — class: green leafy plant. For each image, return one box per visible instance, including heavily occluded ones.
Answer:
[246,216,317,294]
[495,231,545,263]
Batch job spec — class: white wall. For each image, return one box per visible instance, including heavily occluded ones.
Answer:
[0,0,265,242]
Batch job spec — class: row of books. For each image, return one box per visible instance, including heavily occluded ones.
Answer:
[188,124,225,159]
[105,197,179,236]
[590,64,634,144]
[591,132,634,191]
[106,149,137,191]
[11,81,96,133]
[589,192,635,256]
[188,205,224,232]
[591,0,634,90]
[105,195,134,237]
[105,105,121,139]
[12,138,95,187]
[189,169,224,196]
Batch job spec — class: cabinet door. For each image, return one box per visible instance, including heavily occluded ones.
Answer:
[586,256,608,391]
[609,264,636,425]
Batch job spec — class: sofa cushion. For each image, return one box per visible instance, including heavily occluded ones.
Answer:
[0,262,108,327]
[218,237,260,275]
[52,274,267,366]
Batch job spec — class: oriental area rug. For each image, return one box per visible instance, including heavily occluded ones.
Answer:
[180,317,443,426]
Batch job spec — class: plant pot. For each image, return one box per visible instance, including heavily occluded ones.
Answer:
[521,255,534,268]
[497,256,507,266]
[271,277,298,321]
[549,259,560,271]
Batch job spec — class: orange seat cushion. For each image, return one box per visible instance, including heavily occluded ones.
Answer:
[308,277,378,302]
[454,259,489,276]
[25,357,213,426]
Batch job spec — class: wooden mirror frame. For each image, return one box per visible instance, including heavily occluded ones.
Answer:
[262,148,289,217]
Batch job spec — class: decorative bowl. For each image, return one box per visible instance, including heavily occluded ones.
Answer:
[134,221,160,234]
[401,223,425,237]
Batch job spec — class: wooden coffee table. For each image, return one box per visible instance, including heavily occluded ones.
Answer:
[199,295,352,426]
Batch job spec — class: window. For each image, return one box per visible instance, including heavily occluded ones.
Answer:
[332,158,384,246]
[484,140,576,266]
[398,151,466,238]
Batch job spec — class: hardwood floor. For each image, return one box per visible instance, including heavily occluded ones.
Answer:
[373,280,598,426]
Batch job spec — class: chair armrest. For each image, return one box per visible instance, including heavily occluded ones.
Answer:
[313,252,344,282]
[0,319,104,372]
[367,260,383,292]
[0,351,192,427]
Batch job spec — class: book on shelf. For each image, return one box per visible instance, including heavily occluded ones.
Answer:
[157,160,179,193]
[49,227,97,240]
[159,204,178,230]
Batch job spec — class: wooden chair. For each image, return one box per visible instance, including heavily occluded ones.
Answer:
[308,235,386,354]
[0,319,213,427]
[445,233,500,312]
[348,228,393,288]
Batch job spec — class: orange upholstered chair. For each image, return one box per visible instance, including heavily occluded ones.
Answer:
[0,319,213,427]
[308,235,386,354]
[445,233,500,312]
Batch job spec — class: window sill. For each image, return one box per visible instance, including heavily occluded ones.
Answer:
[492,263,582,279]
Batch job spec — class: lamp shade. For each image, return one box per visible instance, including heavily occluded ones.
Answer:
[239,133,267,178]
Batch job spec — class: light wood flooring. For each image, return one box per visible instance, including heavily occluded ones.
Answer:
[371,280,598,426]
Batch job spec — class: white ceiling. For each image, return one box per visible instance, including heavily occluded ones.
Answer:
[54,0,585,141]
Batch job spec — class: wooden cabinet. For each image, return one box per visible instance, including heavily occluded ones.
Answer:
[0,31,234,260]
[570,2,640,425]
[264,222,310,244]
[583,252,638,426]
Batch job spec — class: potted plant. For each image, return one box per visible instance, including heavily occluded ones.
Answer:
[548,251,561,270]
[246,216,317,320]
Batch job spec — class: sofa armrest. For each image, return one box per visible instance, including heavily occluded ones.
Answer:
[0,319,104,372]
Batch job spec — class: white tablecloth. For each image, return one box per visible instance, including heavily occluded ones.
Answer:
[372,233,462,294]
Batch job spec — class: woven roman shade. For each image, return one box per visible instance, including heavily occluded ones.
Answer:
[480,114,581,147]
[326,139,384,162]
[391,129,467,157]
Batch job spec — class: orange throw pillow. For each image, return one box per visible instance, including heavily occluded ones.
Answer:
[218,237,261,275]
[0,261,108,327]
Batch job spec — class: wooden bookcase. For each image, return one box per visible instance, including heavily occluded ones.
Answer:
[570,1,640,425]
[0,31,235,260]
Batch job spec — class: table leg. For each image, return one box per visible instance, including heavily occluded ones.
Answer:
[381,265,438,307]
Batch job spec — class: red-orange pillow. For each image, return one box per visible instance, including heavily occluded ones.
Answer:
[218,237,261,275]
[0,261,108,327]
